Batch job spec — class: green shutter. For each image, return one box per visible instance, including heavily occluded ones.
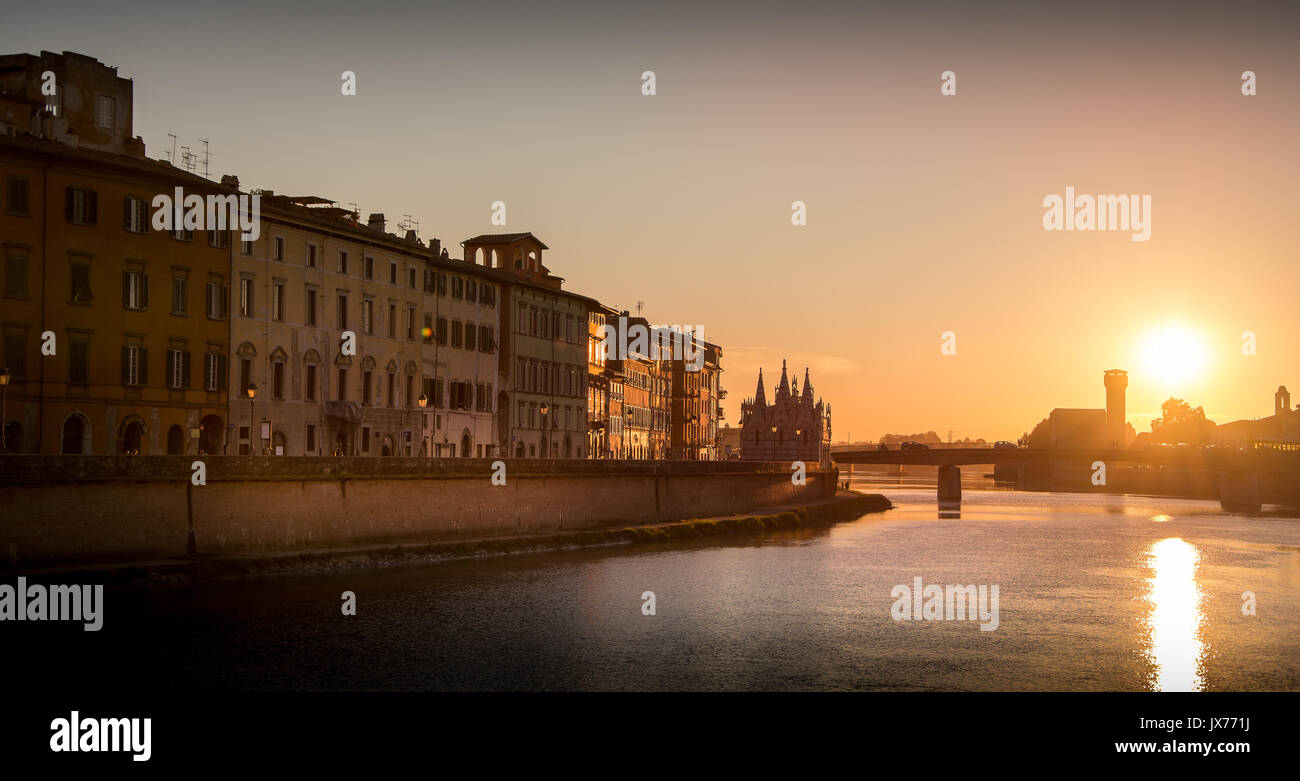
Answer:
[182,350,191,388]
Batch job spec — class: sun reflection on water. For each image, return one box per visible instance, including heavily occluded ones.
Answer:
[1143,537,1206,691]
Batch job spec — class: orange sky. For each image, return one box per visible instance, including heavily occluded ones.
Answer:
[6,1,1297,440]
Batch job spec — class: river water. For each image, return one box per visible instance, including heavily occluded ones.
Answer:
[60,476,1300,692]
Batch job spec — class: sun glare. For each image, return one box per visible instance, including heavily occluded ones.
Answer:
[1140,326,1207,386]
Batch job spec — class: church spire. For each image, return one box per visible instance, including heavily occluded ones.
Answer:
[753,367,767,408]
[776,359,790,400]
[801,367,814,403]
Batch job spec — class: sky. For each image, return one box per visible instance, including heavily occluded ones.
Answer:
[5,0,1298,441]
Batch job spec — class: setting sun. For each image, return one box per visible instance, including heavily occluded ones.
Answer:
[1140,326,1209,386]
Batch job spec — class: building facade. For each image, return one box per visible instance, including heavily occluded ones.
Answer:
[1,54,231,455]
[739,361,831,465]
[228,198,501,458]
[462,233,593,459]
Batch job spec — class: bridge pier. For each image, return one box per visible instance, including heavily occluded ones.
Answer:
[1220,471,1261,514]
[938,465,962,502]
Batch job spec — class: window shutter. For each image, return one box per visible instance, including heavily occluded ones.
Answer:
[122,271,130,307]
[86,191,97,224]
[182,350,191,388]
[141,274,149,309]
[221,285,229,317]
[139,348,147,385]
[218,354,227,389]
[123,197,131,230]
[121,346,129,385]
[65,188,74,221]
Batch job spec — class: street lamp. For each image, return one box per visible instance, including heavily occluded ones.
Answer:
[796,428,802,460]
[0,366,10,452]
[540,402,549,459]
[245,382,257,454]
[770,424,777,462]
[624,409,632,459]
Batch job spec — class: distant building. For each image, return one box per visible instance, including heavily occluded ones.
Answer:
[739,361,831,465]
[1042,369,1133,449]
[1213,385,1300,447]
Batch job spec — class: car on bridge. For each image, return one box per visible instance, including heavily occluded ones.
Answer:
[993,441,1018,449]
[899,441,930,451]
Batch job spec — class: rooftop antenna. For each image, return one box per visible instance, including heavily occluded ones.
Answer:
[179,145,198,174]
[197,137,210,179]
[166,133,177,165]
[636,301,644,317]
[347,202,359,219]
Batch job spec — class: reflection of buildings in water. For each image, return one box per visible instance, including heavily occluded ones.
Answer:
[1143,537,1206,692]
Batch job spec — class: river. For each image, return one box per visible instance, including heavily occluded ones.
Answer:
[42,476,1300,692]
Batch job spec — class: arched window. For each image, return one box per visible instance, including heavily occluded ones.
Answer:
[61,413,91,454]
[167,424,186,454]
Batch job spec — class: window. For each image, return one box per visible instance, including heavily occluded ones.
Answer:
[167,348,191,389]
[362,299,373,334]
[362,370,373,405]
[337,368,348,401]
[305,288,317,326]
[387,303,395,338]
[436,317,447,345]
[451,320,462,348]
[271,283,285,321]
[206,280,227,319]
[239,358,251,394]
[306,244,318,268]
[121,344,146,386]
[338,251,349,274]
[386,373,395,406]
[389,261,397,284]
[466,280,476,301]
[239,278,254,316]
[123,269,148,310]
[65,187,97,225]
[170,225,193,242]
[209,230,229,249]
[273,237,285,261]
[452,277,463,299]
[305,364,317,401]
[437,273,447,296]
[4,247,28,298]
[273,362,285,399]
[2,327,25,380]
[337,295,348,329]
[69,336,89,384]
[364,256,374,279]
[408,267,416,289]
[205,352,225,392]
[171,274,188,315]
[241,238,254,256]
[464,322,476,351]
[5,178,28,216]
[95,94,115,129]
[306,424,317,453]
[406,306,416,340]
[432,378,444,407]
[405,374,414,409]
[423,313,433,344]
[123,197,147,233]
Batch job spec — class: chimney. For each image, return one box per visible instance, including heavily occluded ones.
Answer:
[367,213,385,232]
[430,238,441,256]
[220,174,240,189]
[405,229,418,243]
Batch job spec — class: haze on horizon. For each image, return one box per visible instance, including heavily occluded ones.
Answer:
[5,0,1297,441]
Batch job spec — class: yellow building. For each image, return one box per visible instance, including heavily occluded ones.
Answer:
[0,134,233,454]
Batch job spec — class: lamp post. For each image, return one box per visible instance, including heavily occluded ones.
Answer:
[416,393,428,456]
[770,424,777,462]
[624,409,632,459]
[540,402,549,459]
[796,428,802,461]
[0,366,10,452]
[245,382,257,454]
